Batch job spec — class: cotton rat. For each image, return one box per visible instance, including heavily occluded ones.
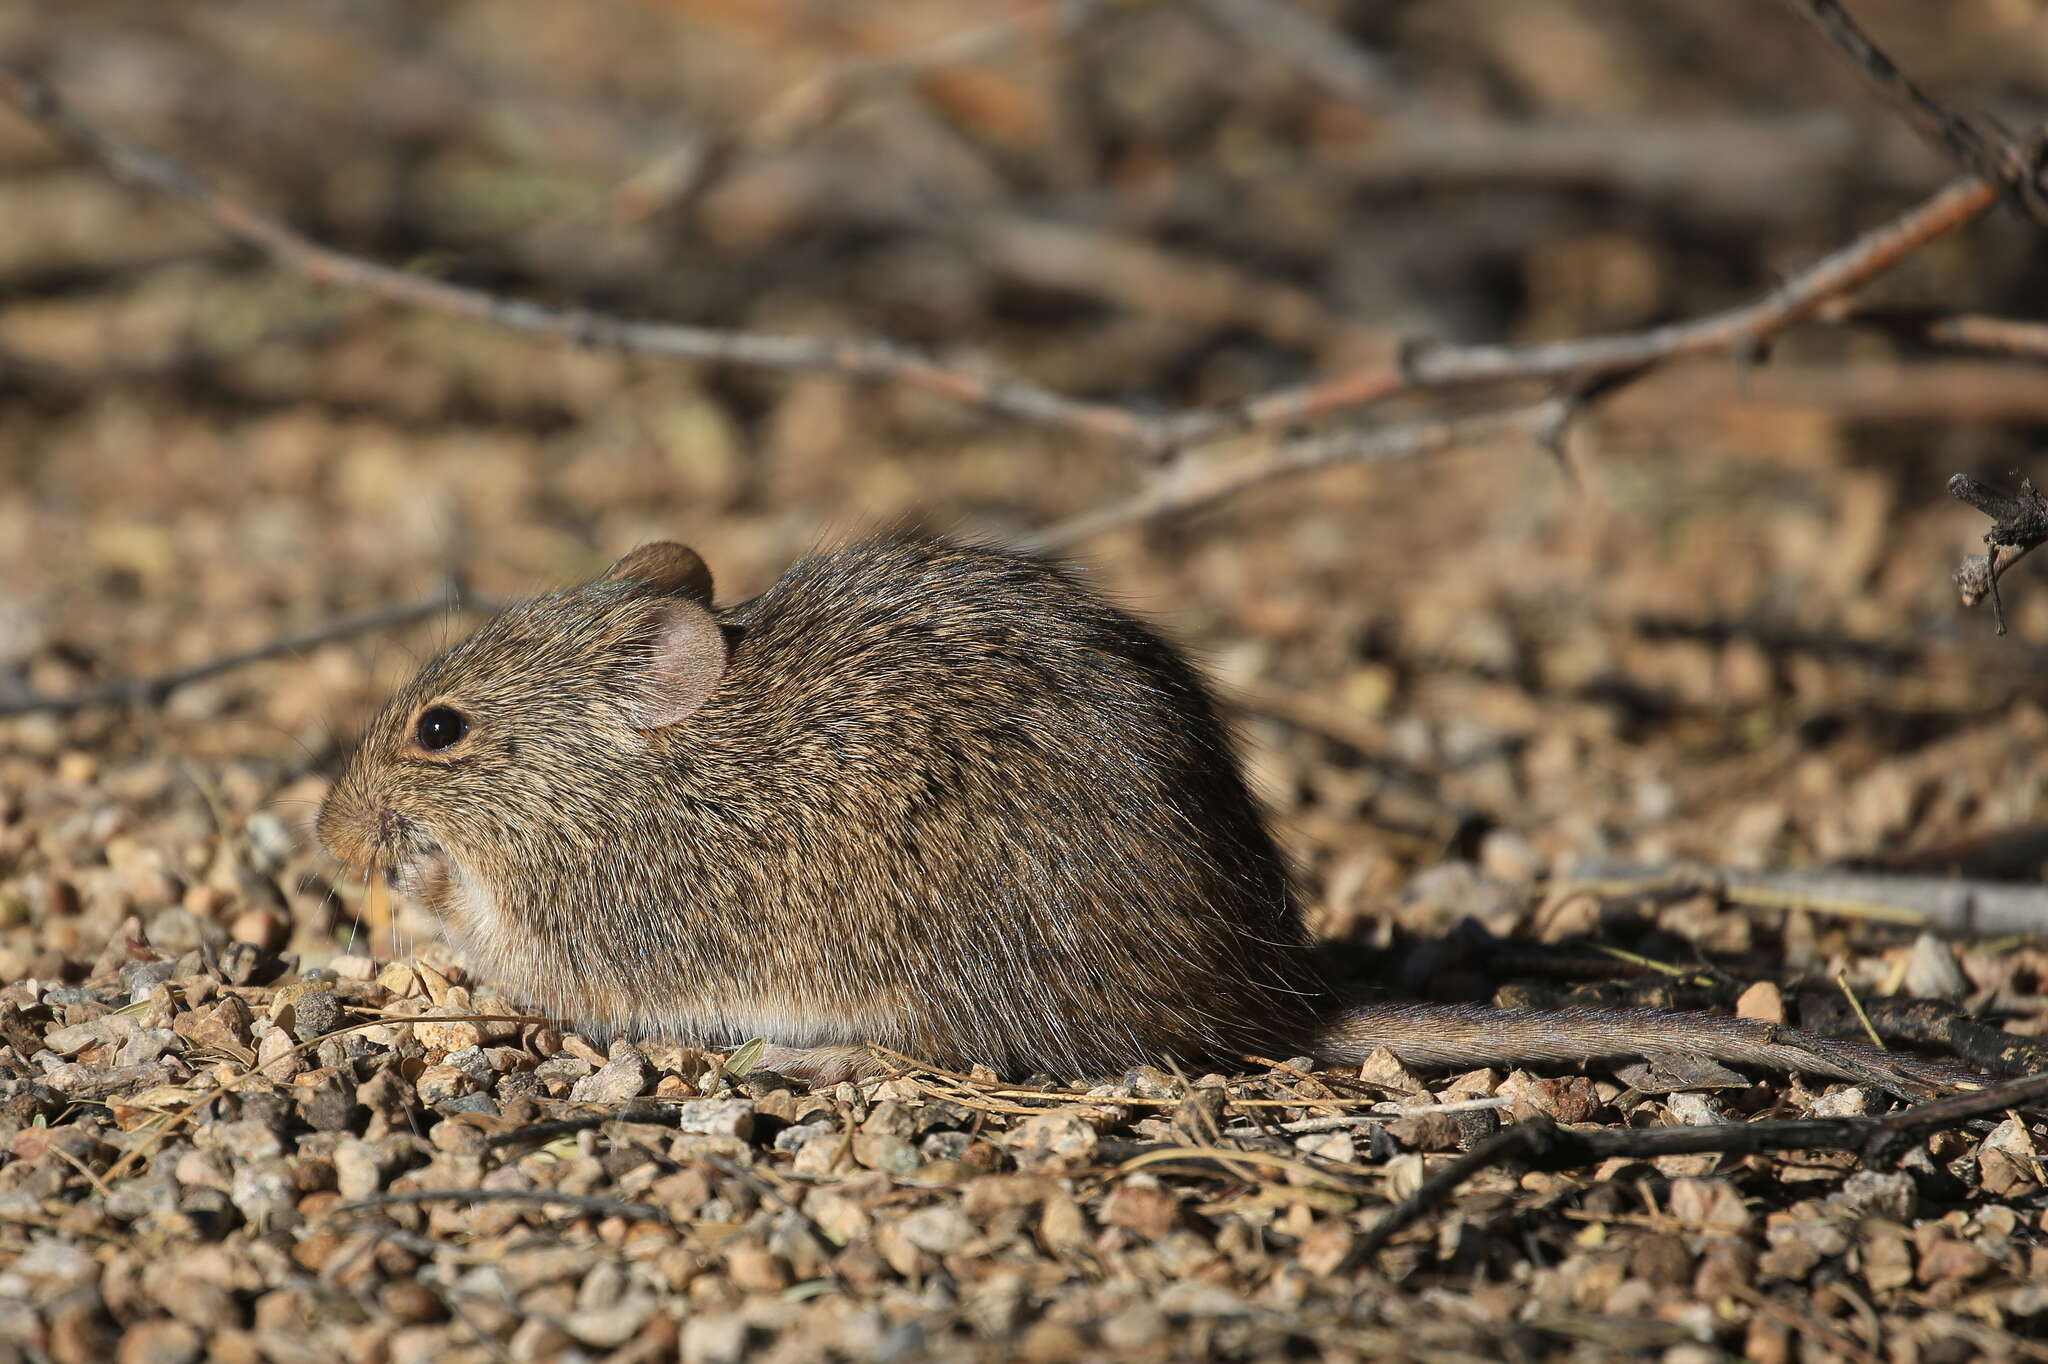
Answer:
[319,535,1969,1094]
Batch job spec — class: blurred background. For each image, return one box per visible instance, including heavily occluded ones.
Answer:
[2,0,2046,974]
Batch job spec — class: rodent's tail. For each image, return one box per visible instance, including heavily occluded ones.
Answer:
[1314,1002,1981,1100]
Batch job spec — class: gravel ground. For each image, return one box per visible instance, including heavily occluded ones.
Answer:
[4,1,2048,1359]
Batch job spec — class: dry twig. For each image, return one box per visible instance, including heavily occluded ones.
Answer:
[1358,1069,2048,1260]
[0,592,491,719]
[0,63,2021,466]
[1027,401,1562,550]
[1797,995,2048,1080]
[1150,174,2006,450]
[1814,303,2048,360]
[1569,861,2048,936]
[1947,474,2048,634]
[1781,0,2047,224]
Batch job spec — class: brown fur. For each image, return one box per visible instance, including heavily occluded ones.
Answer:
[320,535,1973,1095]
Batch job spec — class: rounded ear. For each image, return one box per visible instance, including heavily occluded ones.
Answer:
[617,598,728,730]
[603,542,714,606]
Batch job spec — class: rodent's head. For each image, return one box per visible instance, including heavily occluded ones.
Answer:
[316,542,727,919]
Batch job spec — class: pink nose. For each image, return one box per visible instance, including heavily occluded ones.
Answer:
[315,786,385,871]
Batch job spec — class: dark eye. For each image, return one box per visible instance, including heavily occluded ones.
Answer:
[414,706,470,751]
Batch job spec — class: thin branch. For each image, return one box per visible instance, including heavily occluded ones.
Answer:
[0,63,1161,452]
[0,64,2024,467]
[1568,860,2048,937]
[1780,0,2047,223]
[1027,401,1563,549]
[1948,474,2048,634]
[1814,303,2048,359]
[0,593,492,719]
[1917,314,2048,357]
[1157,174,2004,448]
[1357,1069,2048,1260]
[1794,994,2048,1080]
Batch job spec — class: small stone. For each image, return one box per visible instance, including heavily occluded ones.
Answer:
[775,1124,834,1159]
[790,1130,847,1176]
[569,1044,648,1104]
[1902,933,1969,999]
[1295,1130,1355,1165]
[143,908,201,956]
[1099,1302,1167,1350]
[1122,1066,1177,1099]
[1477,829,1540,884]
[46,1287,116,1364]
[175,1150,232,1193]
[289,989,345,1042]
[415,1065,479,1107]
[897,1205,974,1255]
[1665,1093,1730,1126]
[1693,1240,1756,1301]
[44,1018,122,1055]
[1859,1223,1915,1293]
[333,1139,386,1200]
[414,1019,484,1052]
[116,1318,202,1364]
[1016,1322,1089,1361]
[724,1245,788,1294]
[1356,1047,1427,1094]
[1156,1281,1249,1317]
[671,1098,754,1138]
[1735,980,1785,1023]
[1667,1177,1751,1235]
[1832,1170,1916,1221]
[1006,1111,1098,1170]
[1038,1196,1090,1253]
[437,1093,498,1116]
[1102,1184,1180,1239]
[230,1160,297,1230]
[1759,1218,1849,1281]
[17,1238,98,1287]
[229,909,287,952]
[1978,1117,2041,1197]
[116,1028,176,1067]
[219,1119,284,1163]
[1810,1087,1871,1118]
[257,1028,303,1082]
[174,995,254,1056]
[1916,1235,1992,1285]
[243,813,295,874]
[1498,1071,1602,1123]
[443,1046,494,1082]
[380,1280,447,1325]
[852,1133,921,1175]
[682,1314,748,1364]
[509,1321,576,1362]
[377,962,424,997]
[1297,1221,1353,1276]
